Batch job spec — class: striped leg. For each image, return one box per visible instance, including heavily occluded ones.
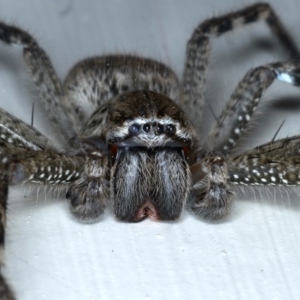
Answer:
[66,150,109,223]
[0,103,109,220]
[181,3,300,132]
[0,108,78,298]
[189,135,300,221]
[0,163,15,300]
[0,108,51,153]
[204,62,300,154]
[0,22,75,139]
[8,149,84,186]
[0,141,98,296]
[5,144,108,223]
[189,151,233,221]
[228,135,300,186]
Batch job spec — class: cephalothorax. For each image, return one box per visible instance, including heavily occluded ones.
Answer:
[0,2,300,298]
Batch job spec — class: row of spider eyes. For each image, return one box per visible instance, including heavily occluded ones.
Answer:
[128,123,176,135]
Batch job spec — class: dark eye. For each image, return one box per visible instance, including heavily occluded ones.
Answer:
[143,123,150,132]
[155,123,164,135]
[166,124,176,135]
[129,123,140,134]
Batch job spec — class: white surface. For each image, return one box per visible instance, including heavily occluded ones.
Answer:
[0,0,300,299]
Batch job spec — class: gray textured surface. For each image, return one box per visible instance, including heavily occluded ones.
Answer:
[1,0,300,299]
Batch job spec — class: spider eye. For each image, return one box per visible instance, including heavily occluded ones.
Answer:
[154,123,164,135]
[143,123,150,132]
[165,124,176,135]
[129,123,140,134]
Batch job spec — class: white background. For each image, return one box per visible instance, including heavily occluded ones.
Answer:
[0,0,300,299]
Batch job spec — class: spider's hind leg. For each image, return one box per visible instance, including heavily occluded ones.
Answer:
[205,62,300,154]
[0,22,75,140]
[181,2,300,132]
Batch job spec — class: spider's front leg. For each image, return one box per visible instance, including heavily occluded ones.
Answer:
[228,135,300,187]
[66,141,110,222]
[0,111,109,295]
[189,134,300,221]
[189,150,233,221]
[5,146,109,223]
[0,146,86,299]
[189,61,300,221]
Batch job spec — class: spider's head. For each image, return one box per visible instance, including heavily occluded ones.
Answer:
[105,90,196,153]
[106,91,194,222]
[80,91,195,222]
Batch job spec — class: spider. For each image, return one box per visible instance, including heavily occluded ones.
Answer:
[0,2,300,298]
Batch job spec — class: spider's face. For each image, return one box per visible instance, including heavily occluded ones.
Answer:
[86,90,195,222]
[105,90,195,149]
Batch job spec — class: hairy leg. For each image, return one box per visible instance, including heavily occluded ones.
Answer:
[0,163,15,300]
[181,3,300,132]
[205,62,300,154]
[189,135,300,220]
[0,22,74,139]
[1,142,105,222]
[0,108,52,153]
[228,135,300,186]
[66,148,109,222]
[189,150,233,221]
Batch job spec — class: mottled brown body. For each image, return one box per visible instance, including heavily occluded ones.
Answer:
[0,2,299,298]
[65,56,180,135]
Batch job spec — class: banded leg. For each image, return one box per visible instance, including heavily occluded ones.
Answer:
[181,2,300,131]
[66,149,109,222]
[0,22,75,139]
[7,150,84,186]
[0,108,51,153]
[228,135,300,186]
[204,62,300,154]
[189,150,233,221]
[0,163,15,300]
[2,144,104,220]
[189,135,300,220]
